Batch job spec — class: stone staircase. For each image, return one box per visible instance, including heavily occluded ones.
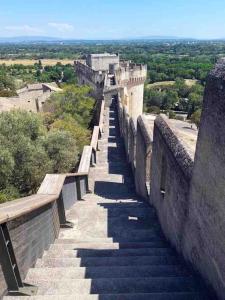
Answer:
[5,102,215,299]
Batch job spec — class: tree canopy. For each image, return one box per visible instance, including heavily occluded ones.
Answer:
[0,85,95,203]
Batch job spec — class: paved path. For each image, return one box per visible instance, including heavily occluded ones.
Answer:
[5,102,215,299]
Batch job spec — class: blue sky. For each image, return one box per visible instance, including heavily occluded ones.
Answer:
[0,0,225,39]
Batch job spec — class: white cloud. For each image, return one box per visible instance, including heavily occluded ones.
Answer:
[48,22,74,33]
[5,25,43,34]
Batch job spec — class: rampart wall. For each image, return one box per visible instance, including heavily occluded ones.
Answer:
[117,60,225,299]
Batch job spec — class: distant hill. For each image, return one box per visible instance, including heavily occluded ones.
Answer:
[126,35,197,41]
[0,35,220,44]
[0,36,63,43]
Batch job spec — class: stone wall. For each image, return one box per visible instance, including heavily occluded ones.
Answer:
[117,63,225,298]
[182,61,225,300]
[134,116,153,199]
[128,117,136,174]
[87,54,119,72]
[149,62,225,299]
[0,83,58,113]
[150,116,193,251]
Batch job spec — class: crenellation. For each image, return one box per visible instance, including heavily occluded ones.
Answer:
[117,59,225,299]
[75,53,147,118]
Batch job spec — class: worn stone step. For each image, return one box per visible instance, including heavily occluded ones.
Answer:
[35,255,179,268]
[26,265,191,282]
[3,293,212,300]
[58,229,163,241]
[44,247,175,258]
[50,241,169,250]
[55,238,114,244]
[57,228,164,242]
[23,277,206,295]
[96,208,156,218]
[55,235,164,243]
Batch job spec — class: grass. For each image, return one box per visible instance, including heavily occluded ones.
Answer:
[147,79,198,89]
[0,59,74,66]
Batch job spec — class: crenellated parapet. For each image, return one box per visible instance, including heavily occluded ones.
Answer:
[117,59,225,299]
[75,54,147,118]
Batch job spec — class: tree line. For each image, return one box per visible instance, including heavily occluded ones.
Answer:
[0,85,94,203]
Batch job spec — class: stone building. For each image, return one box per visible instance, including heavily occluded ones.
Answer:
[0,82,61,113]
[75,53,147,120]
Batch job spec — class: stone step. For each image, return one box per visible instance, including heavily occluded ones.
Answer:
[23,277,206,295]
[58,229,163,241]
[55,238,114,244]
[55,233,164,243]
[94,208,156,218]
[35,255,180,268]
[50,241,169,250]
[44,247,175,258]
[3,293,212,300]
[26,265,191,281]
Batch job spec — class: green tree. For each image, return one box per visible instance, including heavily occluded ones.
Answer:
[190,109,202,128]
[162,90,179,110]
[44,85,95,128]
[51,116,90,152]
[43,131,78,173]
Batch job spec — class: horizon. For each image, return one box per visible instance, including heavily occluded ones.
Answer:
[1,0,225,40]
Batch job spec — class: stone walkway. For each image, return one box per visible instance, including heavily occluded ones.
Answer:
[5,102,215,299]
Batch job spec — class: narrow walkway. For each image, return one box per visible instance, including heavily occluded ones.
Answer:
[6,102,214,299]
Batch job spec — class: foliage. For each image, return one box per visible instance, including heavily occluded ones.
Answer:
[44,84,95,128]
[145,106,160,114]
[144,79,203,118]
[51,116,91,153]
[0,62,77,95]
[0,71,17,96]
[0,110,80,200]
[190,109,202,128]
[0,186,20,204]
[167,110,177,119]
[43,131,78,173]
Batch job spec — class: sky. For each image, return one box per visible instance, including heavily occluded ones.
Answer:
[0,0,225,39]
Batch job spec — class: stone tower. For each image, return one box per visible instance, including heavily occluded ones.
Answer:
[75,54,147,119]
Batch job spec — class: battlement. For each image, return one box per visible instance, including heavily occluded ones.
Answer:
[75,54,147,118]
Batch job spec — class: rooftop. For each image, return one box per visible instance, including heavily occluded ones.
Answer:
[90,53,118,58]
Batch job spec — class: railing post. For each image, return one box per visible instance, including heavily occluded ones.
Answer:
[76,177,82,200]
[84,175,89,193]
[0,223,22,291]
[57,192,73,228]
[91,149,97,165]
[0,223,37,296]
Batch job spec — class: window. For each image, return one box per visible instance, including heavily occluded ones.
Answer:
[160,155,167,199]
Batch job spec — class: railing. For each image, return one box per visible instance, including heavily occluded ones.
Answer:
[0,99,105,297]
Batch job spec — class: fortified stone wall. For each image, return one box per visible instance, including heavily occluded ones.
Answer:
[182,61,225,299]
[117,101,154,199]
[75,54,147,118]
[117,60,225,299]
[86,53,119,71]
[75,60,105,100]
[150,116,194,251]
